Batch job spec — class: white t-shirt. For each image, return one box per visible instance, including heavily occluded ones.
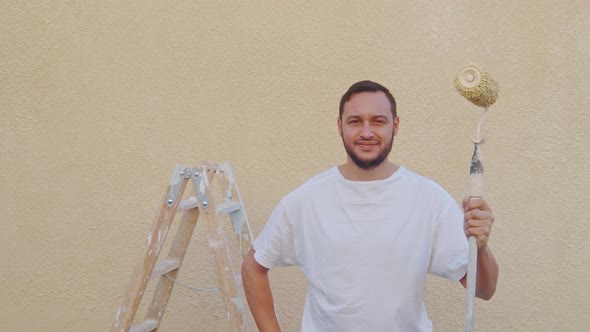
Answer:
[253,166,468,332]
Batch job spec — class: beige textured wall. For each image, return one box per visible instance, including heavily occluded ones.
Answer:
[1,1,589,331]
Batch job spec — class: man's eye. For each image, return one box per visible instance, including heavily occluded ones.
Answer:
[349,120,360,124]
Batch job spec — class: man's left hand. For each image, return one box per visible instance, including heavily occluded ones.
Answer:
[462,197,495,249]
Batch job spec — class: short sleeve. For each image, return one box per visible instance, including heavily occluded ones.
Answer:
[253,200,297,269]
[428,193,469,282]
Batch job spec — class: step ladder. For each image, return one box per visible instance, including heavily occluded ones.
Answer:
[112,161,254,332]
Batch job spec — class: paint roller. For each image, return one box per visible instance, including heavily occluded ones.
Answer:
[455,65,499,332]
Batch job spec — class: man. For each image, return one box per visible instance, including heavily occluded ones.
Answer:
[241,80,498,331]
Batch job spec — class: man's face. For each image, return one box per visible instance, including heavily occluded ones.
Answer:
[338,91,399,170]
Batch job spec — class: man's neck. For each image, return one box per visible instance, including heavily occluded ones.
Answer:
[338,160,399,181]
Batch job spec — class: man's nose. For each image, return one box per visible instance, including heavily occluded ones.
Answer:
[360,122,374,139]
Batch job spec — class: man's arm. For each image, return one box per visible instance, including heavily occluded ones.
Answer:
[459,197,499,300]
[241,248,281,332]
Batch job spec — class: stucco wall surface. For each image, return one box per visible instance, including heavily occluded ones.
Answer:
[1,1,589,331]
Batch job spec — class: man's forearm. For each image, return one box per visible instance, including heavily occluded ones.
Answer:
[241,250,281,332]
[475,245,498,300]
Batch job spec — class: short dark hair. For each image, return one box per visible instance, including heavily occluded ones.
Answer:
[339,80,396,119]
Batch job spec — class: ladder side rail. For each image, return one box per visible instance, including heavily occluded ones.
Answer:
[112,180,188,332]
[200,164,246,331]
[146,187,201,330]
[216,162,254,330]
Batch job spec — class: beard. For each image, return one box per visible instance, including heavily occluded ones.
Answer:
[342,135,394,170]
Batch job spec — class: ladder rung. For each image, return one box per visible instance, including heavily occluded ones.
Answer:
[176,197,199,212]
[150,259,180,280]
[130,319,158,332]
[216,202,242,214]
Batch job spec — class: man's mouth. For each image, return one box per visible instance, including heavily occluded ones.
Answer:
[356,141,379,150]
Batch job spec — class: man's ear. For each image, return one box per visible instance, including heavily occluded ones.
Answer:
[393,116,400,136]
[337,117,343,137]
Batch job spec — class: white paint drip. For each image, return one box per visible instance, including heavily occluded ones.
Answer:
[231,296,251,331]
[219,161,236,202]
[114,306,127,328]
[208,240,224,248]
[234,274,243,286]
[218,161,236,184]
[169,164,183,186]
[200,165,210,189]
[225,186,233,201]
[199,179,206,195]
[231,297,244,309]
[157,228,163,251]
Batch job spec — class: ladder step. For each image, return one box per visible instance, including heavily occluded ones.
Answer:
[150,259,180,280]
[216,202,242,214]
[130,319,158,332]
[176,197,199,212]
